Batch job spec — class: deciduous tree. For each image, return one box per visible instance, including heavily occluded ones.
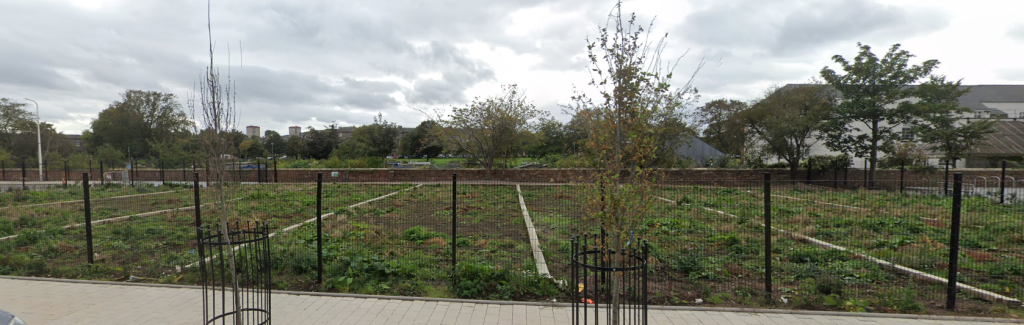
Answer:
[86,90,191,159]
[819,43,938,185]
[907,76,996,165]
[565,2,700,323]
[696,99,748,156]
[741,83,834,178]
[425,84,546,178]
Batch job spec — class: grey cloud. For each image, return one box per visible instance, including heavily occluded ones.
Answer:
[678,0,950,57]
[1009,24,1024,42]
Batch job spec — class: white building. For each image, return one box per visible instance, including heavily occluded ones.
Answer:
[790,85,1024,168]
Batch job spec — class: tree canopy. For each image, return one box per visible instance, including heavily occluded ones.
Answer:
[85,90,191,159]
[907,76,996,164]
[336,113,401,160]
[819,43,938,185]
[398,120,444,159]
[427,84,546,178]
[696,99,748,156]
[741,83,835,178]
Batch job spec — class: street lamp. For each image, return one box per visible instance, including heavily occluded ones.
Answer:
[24,98,42,182]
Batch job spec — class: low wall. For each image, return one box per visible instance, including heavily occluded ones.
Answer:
[1,167,1022,187]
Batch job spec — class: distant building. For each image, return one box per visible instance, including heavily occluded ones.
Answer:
[246,126,261,139]
[288,126,302,137]
[674,136,726,167]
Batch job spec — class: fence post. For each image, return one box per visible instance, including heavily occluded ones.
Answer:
[273,158,278,183]
[1000,160,1007,204]
[21,159,26,190]
[99,161,104,186]
[900,161,905,194]
[160,161,165,185]
[862,159,868,188]
[764,172,772,296]
[83,173,94,264]
[316,172,323,284]
[193,172,205,281]
[833,169,838,188]
[64,161,69,187]
[805,158,812,185]
[946,173,963,310]
[452,173,458,286]
[944,160,950,196]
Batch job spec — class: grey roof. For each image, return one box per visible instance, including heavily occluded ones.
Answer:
[971,120,1024,156]
[782,84,1024,114]
[950,85,1024,116]
[674,136,725,164]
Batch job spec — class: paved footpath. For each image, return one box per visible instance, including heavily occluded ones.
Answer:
[0,277,1019,325]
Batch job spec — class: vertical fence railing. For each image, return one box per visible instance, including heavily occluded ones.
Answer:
[946,173,963,310]
[83,173,94,264]
[1000,161,1007,204]
[763,172,772,296]
[451,173,458,287]
[316,172,323,284]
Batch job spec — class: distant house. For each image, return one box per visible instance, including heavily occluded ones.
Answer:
[674,136,726,167]
[795,84,1024,168]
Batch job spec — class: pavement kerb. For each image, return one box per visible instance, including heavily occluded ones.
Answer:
[2,275,1021,323]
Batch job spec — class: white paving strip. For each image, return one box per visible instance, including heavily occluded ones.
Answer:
[0,190,181,210]
[0,198,241,242]
[515,184,550,278]
[654,196,1022,306]
[770,194,866,210]
[185,184,422,269]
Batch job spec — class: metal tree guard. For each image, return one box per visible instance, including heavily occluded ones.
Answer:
[199,221,272,325]
[572,233,649,325]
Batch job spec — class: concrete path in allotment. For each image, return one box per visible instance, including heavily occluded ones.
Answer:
[1,277,1020,325]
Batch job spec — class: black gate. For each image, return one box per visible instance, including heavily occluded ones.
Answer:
[572,233,649,325]
[199,221,272,325]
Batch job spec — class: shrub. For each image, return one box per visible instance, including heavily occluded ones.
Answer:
[402,226,443,244]
[451,261,558,300]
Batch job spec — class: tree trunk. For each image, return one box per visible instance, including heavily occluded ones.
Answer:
[788,161,800,180]
[869,121,879,188]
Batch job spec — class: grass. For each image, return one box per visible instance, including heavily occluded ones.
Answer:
[1,180,1022,316]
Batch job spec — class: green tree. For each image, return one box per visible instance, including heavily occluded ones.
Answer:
[907,76,996,165]
[398,120,444,159]
[238,139,267,158]
[566,3,698,322]
[525,118,570,158]
[819,43,938,185]
[425,84,546,178]
[286,134,306,159]
[696,99,748,156]
[305,124,342,160]
[86,90,191,159]
[262,130,286,157]
[741,83,835,178]
[0,98,34,153]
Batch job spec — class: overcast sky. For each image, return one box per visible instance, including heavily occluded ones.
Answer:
[3,0,1024,135]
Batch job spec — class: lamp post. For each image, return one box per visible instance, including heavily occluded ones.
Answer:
[24,98,43,182]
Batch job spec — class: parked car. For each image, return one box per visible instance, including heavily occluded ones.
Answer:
[0,308,26,325]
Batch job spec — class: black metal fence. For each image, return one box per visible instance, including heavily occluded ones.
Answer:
[1,168,1022,316]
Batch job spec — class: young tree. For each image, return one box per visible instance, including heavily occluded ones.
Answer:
[819,43,938,185]
[566,2,699,322]
[907,76,996,166]
[696,99,748,156]
[741,83,834,178]
[187,0,243,321]
[86,90,191,159]
[425,84,546,178]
